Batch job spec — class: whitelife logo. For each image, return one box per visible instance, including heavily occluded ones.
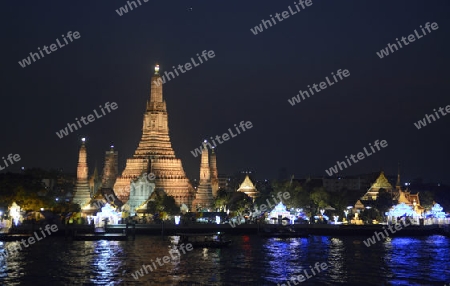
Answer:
[18,31,81,68]
[250,0,313,35]
[325,140,388,176]
[115,0,149,16]
[413,104,450,130]
[287,69,350,106]
[363,218,413,247]
[228,191,291,228]
[153,50,216,87]
[55,102,118,139]
[131,243,193,280]
[190,121,253,158]
[376,22,439,59]
[277,261,328,286]
[0,224,58,262]
[0,153,21,171]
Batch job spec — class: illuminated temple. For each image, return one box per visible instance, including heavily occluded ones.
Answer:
[72,138,91,206]
[360,171,394,201]
[358,170,437,224]
[237,175,259,200]
[191,143,214,211]
[113,65,195,207]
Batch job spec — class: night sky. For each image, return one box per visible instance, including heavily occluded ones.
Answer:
[2,1,450,184]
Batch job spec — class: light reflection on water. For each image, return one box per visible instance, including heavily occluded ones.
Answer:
[0,235,447,285]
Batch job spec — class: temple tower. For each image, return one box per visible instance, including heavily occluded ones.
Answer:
[210,148,219,197]
[73,138,91,206]
[102,145,118,189]
[113,65,195,205]
[89,166,101,198]
[192,142,214,211]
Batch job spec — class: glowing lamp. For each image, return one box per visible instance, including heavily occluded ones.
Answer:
[155,65,160,74]
[81,138,86,142]
[216,216,221,225]
[175,215,181,225]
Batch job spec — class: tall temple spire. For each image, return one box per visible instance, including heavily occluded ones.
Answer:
[73,138,91,206]
[150,64,164,105]
[210,147,219,197]
[89,165,101,198]
[192,142,214,211]
[200,141,211,182]
[113,65,195,205]
[102,145,118,189]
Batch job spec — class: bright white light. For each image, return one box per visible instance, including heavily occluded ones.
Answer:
[10,202,21,226]
[155,65,160,73]
[387,203,416,217]
[40,208,44,211]
[290,215,295,224]
[216,216,221,224]
[92,203,122,226]
[175,215,181,225]
[81,138,86,142]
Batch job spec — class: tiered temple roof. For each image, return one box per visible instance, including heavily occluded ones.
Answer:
[361,171,393,201]
[73,138,92,207]
[397,189,424,214]
[113,65,195,206]
[237,175,259,200]
[192,143,214,211]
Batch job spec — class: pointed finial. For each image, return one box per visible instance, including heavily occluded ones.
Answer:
[155,64,160,75]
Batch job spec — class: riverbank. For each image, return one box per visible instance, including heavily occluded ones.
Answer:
[3,223,448,238]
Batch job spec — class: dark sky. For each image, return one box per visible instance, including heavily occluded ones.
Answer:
[2,1,450,184]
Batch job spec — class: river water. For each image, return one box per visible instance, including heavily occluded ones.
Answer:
[0,234,448,285]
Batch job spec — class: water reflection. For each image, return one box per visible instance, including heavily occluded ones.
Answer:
[92,240,124,284]
[0,235,447,285]
[384,235,450,285]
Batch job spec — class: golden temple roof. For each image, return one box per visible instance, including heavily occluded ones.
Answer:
[237,175,259,199]
[370,171,393,190]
